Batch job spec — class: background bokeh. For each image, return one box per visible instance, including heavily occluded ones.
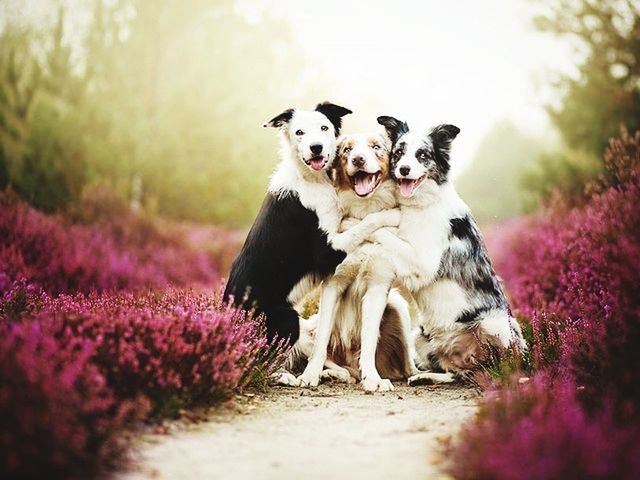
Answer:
[2,0,637,228]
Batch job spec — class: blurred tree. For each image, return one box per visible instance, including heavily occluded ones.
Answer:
[456,121,544,225]
[524,0,640,208]
[536,0,640,155]
[0,0,313,226]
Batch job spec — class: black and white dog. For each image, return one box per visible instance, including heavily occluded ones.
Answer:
[372,116,526,379]
[224,102,351,346]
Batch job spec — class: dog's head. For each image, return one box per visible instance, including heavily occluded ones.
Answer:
[377,116,460,198]
[264,102,352,173]
[334,133,390,197]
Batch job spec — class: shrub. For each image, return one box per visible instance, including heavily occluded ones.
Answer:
[0,190,221,294]
[448,375,640,480]
[0,317,144,479]
[40,289,286,417]
[0,279,286,477]
[451,131,640,478]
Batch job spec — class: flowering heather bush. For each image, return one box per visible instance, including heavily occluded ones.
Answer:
[0,190,223,294]
[448,374,640,480]
[451,131,640,479]
[0,316,143,479]
[0,280,286,477]
[40,288,287,416]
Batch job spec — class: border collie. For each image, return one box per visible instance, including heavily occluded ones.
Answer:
[297,133,416,392]
[372,116,526,380]
[224,102,351,345]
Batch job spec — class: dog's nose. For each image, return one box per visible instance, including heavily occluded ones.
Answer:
[310,143,323,155]
[351,155,365,168]
[399,166,411,176]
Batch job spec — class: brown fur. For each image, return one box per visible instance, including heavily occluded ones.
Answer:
[326,304,413,381]
[334,134,390,192]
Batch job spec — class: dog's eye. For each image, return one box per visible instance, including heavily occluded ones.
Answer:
[372,144,380,150]
[393,150,403,159]
[343,147,352,154]
[295,129,304,136]
[321,125,329,132]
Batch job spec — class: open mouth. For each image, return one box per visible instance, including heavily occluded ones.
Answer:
[350,170,382,197]
[305,156,327,171]
[398,175,426,197]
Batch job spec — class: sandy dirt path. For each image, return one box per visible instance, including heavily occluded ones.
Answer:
[118,383,478,480]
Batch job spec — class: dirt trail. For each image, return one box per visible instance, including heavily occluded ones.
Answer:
[119,383,478,480]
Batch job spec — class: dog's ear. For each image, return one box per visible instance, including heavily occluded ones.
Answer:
[315,102,353,136]
[377,116,409,144]
[428,124,460,160]
[263,108,295,128]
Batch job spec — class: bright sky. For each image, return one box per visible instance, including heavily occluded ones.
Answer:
[242,0,577,174]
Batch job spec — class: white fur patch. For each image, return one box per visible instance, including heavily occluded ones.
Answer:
[481,309,514,348]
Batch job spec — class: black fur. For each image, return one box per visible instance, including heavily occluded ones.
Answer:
[427,124,459,185]
[224,192,346,343]
[264,109,294,128]
[377,115,409,143]
[315,102,353,136]
[450,216,480,255]
[438,214,509,323]
[456,306,491,324]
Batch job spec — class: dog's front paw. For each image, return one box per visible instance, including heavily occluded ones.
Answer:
[373,209,401,228]
[408,372,455,386]
[297,370,321,388]
[271,369,300,387]
[362,376,394,393]
[320,368,356,384]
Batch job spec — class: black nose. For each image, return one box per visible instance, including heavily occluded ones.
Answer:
[399,166,410,176]
[352,155,365,168]
[310,143,323,155]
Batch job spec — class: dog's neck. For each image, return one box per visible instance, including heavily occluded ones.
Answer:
[398,180,468,215]
[268,141,341,237]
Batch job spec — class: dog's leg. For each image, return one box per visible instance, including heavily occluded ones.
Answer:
[331,209,400,253]
[320,359,356,384]
[360,282,395,392]
[271,368,301,386]
[408,371,455,385]
[387,289,421,376]
[297,279,345,387]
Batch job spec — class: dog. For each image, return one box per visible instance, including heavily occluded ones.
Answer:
[297,133,416,392]
[371,116,526,380]
[223,103,400,385]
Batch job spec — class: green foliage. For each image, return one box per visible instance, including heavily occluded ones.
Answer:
[525,0,640,209]
[456,121,544,225]
[535,0,640,156]
[0,0,312,226]
[519,147,601,211]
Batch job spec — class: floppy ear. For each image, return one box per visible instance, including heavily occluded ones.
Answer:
[315,102,353,136]
[263,108,295,128]
[377,116,409,144]
[430,124,460,144]
[429,124,460,158]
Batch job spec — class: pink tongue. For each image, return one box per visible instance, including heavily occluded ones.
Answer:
[354,174,375,196]
[309,158,325,171]
[399,180,415,197]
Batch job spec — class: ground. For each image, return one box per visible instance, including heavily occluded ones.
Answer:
[118,382,478,480]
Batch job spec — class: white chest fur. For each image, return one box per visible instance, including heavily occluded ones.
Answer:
[397,183,469,290]
[269,158,342,237]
